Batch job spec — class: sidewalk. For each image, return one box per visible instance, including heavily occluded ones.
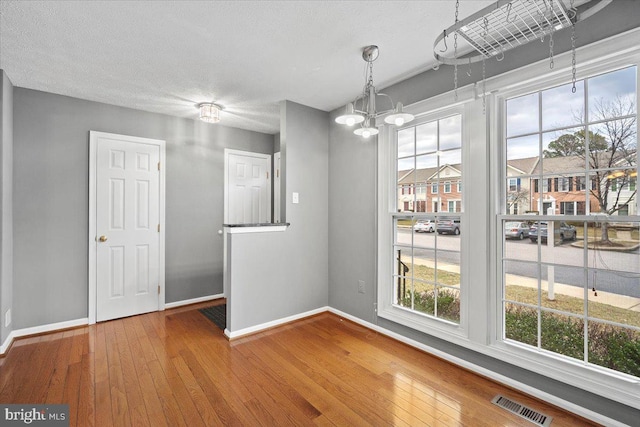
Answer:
[402,256,640,312]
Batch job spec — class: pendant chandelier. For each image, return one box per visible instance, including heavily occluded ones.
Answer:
[335,45,415,138]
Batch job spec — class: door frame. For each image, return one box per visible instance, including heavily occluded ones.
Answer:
[223,148,272,224]
[88,131,166,325]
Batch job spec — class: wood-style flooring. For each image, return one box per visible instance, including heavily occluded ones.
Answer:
[0,301,597,426]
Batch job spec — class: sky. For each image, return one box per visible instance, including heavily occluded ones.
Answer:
[506,65,637,161]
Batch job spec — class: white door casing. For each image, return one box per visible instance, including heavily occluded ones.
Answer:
[274,152,281,223]
[89,131,165,324]
[224,149,271,224]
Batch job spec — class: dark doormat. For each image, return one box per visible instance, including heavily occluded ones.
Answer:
[199,304,226,330]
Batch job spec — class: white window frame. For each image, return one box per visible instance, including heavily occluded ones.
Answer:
[378,94,480,341]
[493,36,640,408]
[376,27,640,412]
[444,181,452,193]
[431,183,438,194]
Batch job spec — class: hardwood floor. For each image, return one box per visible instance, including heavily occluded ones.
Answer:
[0,301,597,426]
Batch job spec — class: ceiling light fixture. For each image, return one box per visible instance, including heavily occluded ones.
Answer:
[335,45,414,138]
[198,102,222,123]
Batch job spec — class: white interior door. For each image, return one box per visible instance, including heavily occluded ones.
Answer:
[225,150,271,224]
[91,132,164,322]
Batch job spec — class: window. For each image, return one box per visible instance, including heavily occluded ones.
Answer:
[391,113,463,325]
[508,178,520,192]
[448,200,461,213]
[503,66,638,382]
[379,31,639,408]
[557,177,570,192]
[457,181,462,192]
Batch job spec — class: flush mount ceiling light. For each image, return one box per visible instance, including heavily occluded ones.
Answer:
[335,45,415,139]
[198,102,222,123]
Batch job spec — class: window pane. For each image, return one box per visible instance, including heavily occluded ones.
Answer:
[540,265,585,315]
[588,321,640,377]
[416,153,438,170]
[542,81,585,131]
[439,115,462,150]
[506,92,539,137]
[505,302,538,346]
[507,134,539,161]
[541,311,584,361]
[588,67,637,122]
[398,128,415,157]
[439,148,461,166]
[416,121,437,155]
[504,260,539,305]
[435,286,460,323]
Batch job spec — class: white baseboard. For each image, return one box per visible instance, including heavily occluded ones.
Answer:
[224,306,329,340]
[164,293,224,309]
[1,331,15,355]
[0,318,89,356]
[327,307,625,427]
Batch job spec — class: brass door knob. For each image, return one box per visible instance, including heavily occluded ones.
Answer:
[99,235,108,242]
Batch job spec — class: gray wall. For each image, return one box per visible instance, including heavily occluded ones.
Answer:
[227,100,328,332]
[12,88,273,329]
[328,1,640,424]
[0,70,14,344]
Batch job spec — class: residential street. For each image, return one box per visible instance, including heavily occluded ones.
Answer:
[397,229,640,298]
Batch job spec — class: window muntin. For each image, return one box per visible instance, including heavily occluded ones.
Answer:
[394,114,462,324]
[502,66,639,379]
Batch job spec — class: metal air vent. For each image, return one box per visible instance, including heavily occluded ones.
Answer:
[492,394,553,426]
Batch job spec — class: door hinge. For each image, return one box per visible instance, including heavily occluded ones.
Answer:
[277,169,279,178]
[157,162,160,171]
[266,171,269,179]
[157,224,160,232]
[158,285,161,295]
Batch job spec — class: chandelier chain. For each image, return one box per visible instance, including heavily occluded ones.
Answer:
[549,31,554,69]
[453,0,459,101]
[481,12,488,114]
[570,0,577,93]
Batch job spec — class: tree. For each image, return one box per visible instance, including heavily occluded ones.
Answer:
[543,130,607,158]
[544,96,636,243]
[507,188,529,213]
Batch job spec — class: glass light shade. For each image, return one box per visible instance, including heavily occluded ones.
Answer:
[335,103,365,126]
[384,102,414,126]
[199,103,221,123]
[354,126,379,138]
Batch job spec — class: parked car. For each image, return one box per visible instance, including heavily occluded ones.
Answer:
[504,221,530,240]
[529,221,577,243]
[414,220,435,233]
[437,218,461,235]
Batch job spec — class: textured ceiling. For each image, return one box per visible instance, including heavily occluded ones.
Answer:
[0,1,494,134]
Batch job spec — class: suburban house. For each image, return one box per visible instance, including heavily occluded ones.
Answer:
[1,1,639,426]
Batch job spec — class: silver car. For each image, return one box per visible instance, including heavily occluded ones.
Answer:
[414,220,435,233]
[504,221,530,240]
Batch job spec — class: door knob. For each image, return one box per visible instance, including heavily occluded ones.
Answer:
[99,235,108,242]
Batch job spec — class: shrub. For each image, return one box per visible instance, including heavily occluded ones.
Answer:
[400,288,460,322]
[505,305,640,377]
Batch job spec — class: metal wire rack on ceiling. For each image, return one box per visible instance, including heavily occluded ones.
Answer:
[433,0,613,110]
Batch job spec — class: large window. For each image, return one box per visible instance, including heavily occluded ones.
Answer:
[502,66,639,379]
[394,114,462,324]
